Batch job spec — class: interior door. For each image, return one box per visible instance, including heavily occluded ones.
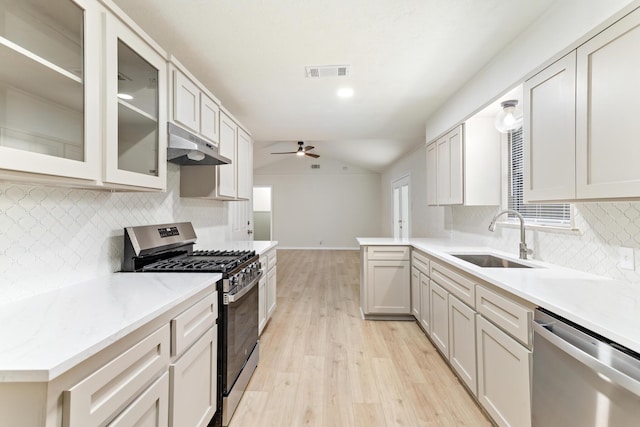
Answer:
[392,175,410,239]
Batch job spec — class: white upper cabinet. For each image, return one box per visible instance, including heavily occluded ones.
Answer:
[217,111,238,199]
[237,127,252,200]
[180,110,252,201]
[427,119,500,206]
[0,0,168,190]
[523,51,576,202]
[0,0,100,183]
[103,8,167,190]
[170,57,220,145]
[426,142,437,206]
[524,7,640,202]
[576,8,640,200]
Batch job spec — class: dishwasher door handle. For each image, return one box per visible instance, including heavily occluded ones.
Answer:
[533,321,640,397]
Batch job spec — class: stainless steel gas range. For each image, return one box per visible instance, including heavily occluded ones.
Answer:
[122,222,261,427]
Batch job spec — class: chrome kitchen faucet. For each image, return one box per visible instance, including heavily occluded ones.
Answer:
[488,209,530,260]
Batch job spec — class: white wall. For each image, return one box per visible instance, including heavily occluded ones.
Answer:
[380,144,449,239]
[254,156,381,248]
[0,163,234,303]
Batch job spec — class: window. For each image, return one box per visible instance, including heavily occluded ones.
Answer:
[507,127,572,227]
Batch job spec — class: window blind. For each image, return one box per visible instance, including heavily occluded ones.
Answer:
[507,127,571,226]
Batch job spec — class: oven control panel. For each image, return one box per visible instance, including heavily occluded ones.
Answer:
[158,226,180,238]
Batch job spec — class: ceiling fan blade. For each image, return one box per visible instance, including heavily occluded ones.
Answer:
[271,151,297,154]
[303,145,315,151]
[305,152,320,158]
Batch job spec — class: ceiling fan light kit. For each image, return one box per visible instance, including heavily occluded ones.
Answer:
[271,141,320,159]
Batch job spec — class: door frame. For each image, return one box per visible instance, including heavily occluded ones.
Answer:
[391,174,411,238]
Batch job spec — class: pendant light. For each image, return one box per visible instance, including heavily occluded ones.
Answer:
[494,99,523,133]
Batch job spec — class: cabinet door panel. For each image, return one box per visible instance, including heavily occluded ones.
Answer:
[448,125,463,205]
[411,267,420,319]
[258,276,267,335]
[448,296,477,395]
[236,128,252,200]
[436,136,450,205]
[576,9,640,199]
[218,112,237,199]
[200,94,219,143]
[524,52,576,202]
[104,13,167,190]
[429,280,449,357]
[367,260,410,314]
[0,0,100,181]
[477,316,531,427]
[426,142,437,206]
[267,265,277,318]
[170,327,217,427]
[174,71,199,133]
[420,274,430,333]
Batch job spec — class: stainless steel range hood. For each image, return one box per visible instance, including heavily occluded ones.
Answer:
[167,122,232,166]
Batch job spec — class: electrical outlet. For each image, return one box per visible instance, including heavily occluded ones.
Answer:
[619,247,635,271]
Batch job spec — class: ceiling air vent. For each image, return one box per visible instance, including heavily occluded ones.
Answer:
[305,65,350,78]
[311,164,320,169]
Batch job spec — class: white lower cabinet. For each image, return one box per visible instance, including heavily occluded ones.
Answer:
[419,273,430,332]
[429,280,449,357]
[477,316,532,427]
[448,295,477,395]
[267,264,277,318]
[258,275,267,334]
[411,266,421,319]
[63,325,170,427]
[362,246,411,316]
[170,326,217,427]
[260,247,278,334]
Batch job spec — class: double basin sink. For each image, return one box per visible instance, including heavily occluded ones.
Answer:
[451,253,534,269]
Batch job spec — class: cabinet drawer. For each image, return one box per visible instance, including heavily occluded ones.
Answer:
[367,246,410,261]
[108,372,169,427]
[430,261,476,307]
[172,292,218,356]
[63,325,170,427]
[476,285,532,346]
[412,250,430,275]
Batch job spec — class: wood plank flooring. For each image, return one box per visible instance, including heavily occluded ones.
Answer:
[230,250,491,427]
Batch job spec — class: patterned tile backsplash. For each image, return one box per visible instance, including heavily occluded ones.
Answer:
[448,203,640,284]
[0,164,230,303]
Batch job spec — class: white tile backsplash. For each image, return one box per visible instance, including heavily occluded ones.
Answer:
[0,163,230,303]
[449,203,640,283]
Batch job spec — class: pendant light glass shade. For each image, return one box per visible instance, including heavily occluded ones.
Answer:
[495,99,523,133]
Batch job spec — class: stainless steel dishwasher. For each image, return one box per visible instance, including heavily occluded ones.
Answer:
[532,308,640,427]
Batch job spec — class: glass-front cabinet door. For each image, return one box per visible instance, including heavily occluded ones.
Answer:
[103,12,166,190]
[0,0,100,181]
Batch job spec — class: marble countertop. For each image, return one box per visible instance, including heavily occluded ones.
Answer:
[357,237,640,354]
[0,272,220,382]
[0,240,279,383]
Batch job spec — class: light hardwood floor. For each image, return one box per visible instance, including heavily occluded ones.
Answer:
[230,250,491,427]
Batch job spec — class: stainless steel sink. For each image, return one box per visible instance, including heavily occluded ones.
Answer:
[451,253,533,268]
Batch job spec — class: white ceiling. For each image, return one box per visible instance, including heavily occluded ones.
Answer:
[113,0,555,172]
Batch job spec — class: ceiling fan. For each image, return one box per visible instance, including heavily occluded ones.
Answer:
[271,141,320,158]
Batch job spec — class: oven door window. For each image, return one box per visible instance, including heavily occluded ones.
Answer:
[225,283,258,390]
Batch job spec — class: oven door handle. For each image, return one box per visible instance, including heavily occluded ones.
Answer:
[533,320,640,397]
[225,271,263,305]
